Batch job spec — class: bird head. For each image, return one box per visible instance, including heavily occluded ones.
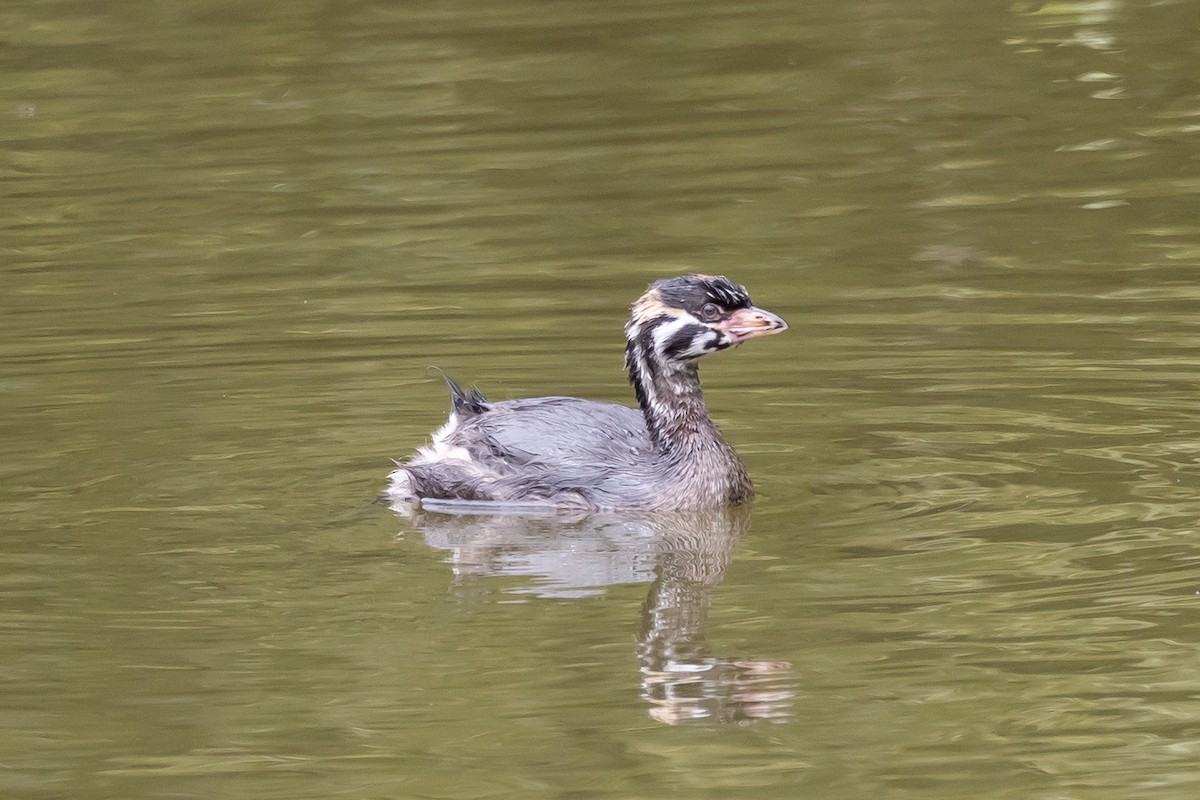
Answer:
[625,274,788,369]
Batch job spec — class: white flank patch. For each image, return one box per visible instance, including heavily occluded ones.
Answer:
[388,412,476,500]
[386,467,414,499]
[413,413,474,464]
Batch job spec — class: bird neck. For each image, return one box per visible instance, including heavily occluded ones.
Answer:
[625,340,722,452]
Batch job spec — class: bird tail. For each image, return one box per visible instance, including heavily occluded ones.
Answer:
[395,462,494,502]
[427,367,489,416]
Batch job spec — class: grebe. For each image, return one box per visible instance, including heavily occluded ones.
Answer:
[387,274,787,511]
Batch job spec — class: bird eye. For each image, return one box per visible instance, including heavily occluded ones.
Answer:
[699,302,721,322]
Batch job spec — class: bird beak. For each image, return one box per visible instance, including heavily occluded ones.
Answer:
[717,306,788,345]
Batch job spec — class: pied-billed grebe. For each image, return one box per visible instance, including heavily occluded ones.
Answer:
[387,274,787,512]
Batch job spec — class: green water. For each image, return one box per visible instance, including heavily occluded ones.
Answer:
[4,0,1200,798]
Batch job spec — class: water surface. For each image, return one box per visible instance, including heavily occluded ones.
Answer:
[4,1,1200,798]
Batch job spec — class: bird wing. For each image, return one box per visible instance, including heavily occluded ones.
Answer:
[452,397,651,468]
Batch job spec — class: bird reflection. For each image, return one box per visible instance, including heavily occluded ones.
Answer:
[396,503,794,725]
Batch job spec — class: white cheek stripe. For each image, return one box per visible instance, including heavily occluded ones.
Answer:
[652,314,724,359]
[651,316,688,345]
[683,330,723,358]
[651,316,693,355]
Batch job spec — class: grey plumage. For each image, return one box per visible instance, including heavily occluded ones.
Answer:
[388,275,787,512]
